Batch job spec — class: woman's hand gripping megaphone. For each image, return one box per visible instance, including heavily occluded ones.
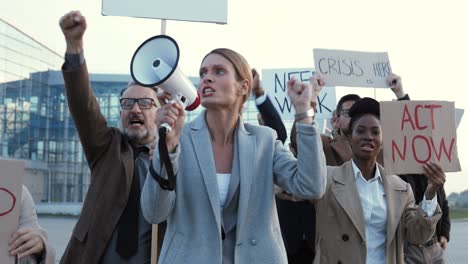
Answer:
[156,92,186,153]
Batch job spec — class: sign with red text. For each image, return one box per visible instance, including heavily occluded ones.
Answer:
[314,49,391,88]
[455,108,464,128]
[102,0,227,24]
[381,101,460,174]
[261,68,336,121]
[0,159,23,264]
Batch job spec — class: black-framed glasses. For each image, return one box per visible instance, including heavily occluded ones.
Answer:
[120,98,157,110]
[340,109,350,117]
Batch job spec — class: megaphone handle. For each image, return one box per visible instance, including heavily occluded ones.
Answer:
[168,95,188,109]
[160,95,187,132]
[161,122,172,132]
[148,126,176,191]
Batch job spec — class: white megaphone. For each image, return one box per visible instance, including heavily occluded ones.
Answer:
[130,35,200,130]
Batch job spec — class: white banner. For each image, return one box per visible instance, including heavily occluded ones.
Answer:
[314,49,391,88]
[102,0,228,24]
[261,68,336,120]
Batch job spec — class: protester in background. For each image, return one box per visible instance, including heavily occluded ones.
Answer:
[390,74,451,264]
[251,68,287,144]
[59,11,162,263]
[141,48,327,263]
[9,186,55,264]
[326,109,338,138]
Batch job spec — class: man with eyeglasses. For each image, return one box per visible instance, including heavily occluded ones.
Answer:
[59,11,163,264]
[323,76,409,165]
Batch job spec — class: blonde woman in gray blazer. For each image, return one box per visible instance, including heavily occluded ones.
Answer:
[141,48,327,264]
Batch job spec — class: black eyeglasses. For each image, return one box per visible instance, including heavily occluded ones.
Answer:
[120,98,157,110]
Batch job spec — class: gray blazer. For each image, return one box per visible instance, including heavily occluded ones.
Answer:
[141,111,327,264]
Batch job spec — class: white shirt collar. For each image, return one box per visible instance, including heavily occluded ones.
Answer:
[351,160,383,183]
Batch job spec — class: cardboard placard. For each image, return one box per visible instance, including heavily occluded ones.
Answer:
[381,101,460,174]
[314,49,391,88]
[455,108,464,128]
[261,68,336,120]
[0,159,24,264]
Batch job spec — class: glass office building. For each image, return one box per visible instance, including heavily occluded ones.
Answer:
[1,18,64,202]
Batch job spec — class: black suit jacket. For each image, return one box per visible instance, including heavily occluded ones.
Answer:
[256,96,287,144]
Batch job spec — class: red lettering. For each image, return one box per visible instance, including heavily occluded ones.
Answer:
[390,134,457,167]
[392,137,407,162]
[0,187,16,217]
[412,135,431,163]
[414,105,428,130]
[401,104,415,130]
[430,137,456,162]
[426,104,442,129]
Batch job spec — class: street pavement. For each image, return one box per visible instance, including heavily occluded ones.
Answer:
[445,219,468,263]
[38,216,467,263]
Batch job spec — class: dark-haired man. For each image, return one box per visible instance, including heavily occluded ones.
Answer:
[59,10,163,263]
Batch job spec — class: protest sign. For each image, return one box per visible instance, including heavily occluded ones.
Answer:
[261,68,336,121]
[381,101,460,174]
[455,108,464,128]
[314,49,391,88]
[102,0,227,24]
[0,159,24,264]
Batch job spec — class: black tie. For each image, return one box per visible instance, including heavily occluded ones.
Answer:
[116,146,147,259]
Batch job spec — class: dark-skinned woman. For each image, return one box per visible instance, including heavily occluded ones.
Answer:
[312,92,445,264]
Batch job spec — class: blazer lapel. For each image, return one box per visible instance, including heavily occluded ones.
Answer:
[331,161,366,241]
[381,165,407,249]
[235,119,256,239]
[189,112,222,227]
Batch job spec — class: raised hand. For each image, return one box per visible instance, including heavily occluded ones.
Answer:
[387,73,406,99]
[287,77,312,114]
[59,10,87,54]
[310,74,325,107]
[251,69,265,98]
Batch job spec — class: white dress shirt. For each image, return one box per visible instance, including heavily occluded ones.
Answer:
[216,173,231,209]
[351,161,437,264]
[254,93,267,105]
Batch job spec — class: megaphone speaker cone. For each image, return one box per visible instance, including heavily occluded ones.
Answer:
[130,35,179,87]
[131,34,200,111]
